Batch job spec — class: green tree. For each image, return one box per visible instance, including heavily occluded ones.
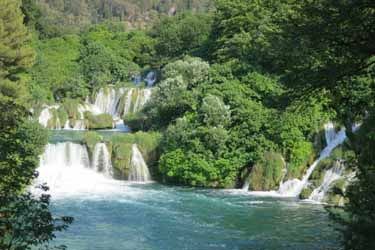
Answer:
[0,1,72,249]
[0,0,35,78]
[153,12,212,61]
[269,1,374,249]
[340,114,375,250]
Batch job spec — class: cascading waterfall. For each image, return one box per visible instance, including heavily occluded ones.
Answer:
[128,144,151,182]
[309,162,345,202]
[132,88,152,113]
[277,123,347,197]
[37,143,91,194]
[123,88,134,115]
[92,143,112,176]
[94,88,117,115]
[35,142,151,196]
[37,87,153,130]
[38,107,52,127]
[324,122,337,145]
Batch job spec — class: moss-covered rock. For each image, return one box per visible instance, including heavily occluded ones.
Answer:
[331,178,347,196]
[46,108,58,129]
[324,192,346,207]
[108,132,162,179]
[82,131,103,159]
[248,152,285,191]
[57,106,68,126]
[84,112,113,129]
[300,186,313,199]
[123,112,147,131]
[62,98,80,119]
[309,158,333,187]
[111,142,132,179]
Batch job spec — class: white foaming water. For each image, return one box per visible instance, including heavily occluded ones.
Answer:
[95,88,117,114]
[309,163,344,202]
[324,122,337,145]
[277,123,347,197]
[132,88,152,113]
[38,107,52,127]
[242,178,250,191]
[55,117,61,130]
[73,120,86,130]
[64,120,70,130]
[128,144,151,182]
[111,119,129,132]
[63,119,86,131]
[141,88,153,107]
[123,88,134,114]
[37,87,153,130]
[92,143,112,176]
[35,142,151,198]
[36,143,120,198]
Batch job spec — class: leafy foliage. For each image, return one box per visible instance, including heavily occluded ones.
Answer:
[0,185,73,250]
[0,2,72,249]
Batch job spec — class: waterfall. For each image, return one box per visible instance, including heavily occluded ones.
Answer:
[73,120,86,130]
[64,120,70,130]
[324,122,337,145]
[133,88,153,113]
[37,143,90,189]
[128,144,151,182]
[309,162,344,202]
[94,88,117,115]
[277,123,347,197]
[37,87,153,130]
[38,107,52,128]
[145,71,156,87]
[123,88,134,115]
[141,88,152,107]
[36,142,118,197]
[92,143,112,176]
[36,142,151,197]
[242,178,250,191]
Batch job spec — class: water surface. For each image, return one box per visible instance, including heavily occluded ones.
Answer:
[51,184,341,250]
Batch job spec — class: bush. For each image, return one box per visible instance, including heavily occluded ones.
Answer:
[159,149,238,188]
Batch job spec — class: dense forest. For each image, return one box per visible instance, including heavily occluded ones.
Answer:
[1,0,374,249]
[23,0,214,36]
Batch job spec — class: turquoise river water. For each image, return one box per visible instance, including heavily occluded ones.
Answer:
[49,183,341,250]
